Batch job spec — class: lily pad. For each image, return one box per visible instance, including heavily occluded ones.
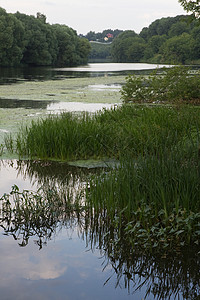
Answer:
[68,158,119,169]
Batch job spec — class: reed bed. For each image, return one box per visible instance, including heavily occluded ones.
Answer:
[6,104,200,160]
[5,104,200,250]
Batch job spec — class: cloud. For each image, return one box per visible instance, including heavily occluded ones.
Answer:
[0,0,187,35]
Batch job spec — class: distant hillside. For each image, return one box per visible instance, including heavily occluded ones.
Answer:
[84,15,200,64]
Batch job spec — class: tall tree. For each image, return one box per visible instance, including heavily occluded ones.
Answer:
[0,8,25,66]
[111,30,141,62]
[160,33,195,63]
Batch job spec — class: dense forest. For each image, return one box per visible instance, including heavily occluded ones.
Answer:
[0,7,91,67]
[86,15,200,64]
[1,6,200,67]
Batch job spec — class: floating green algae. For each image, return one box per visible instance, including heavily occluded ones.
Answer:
[0,76,125,103]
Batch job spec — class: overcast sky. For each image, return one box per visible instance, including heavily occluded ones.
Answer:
[0,0,187,34]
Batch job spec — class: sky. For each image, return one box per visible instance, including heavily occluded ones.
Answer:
[0,0,187,34]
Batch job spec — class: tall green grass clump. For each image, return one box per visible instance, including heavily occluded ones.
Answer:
[4,103,200,251]
[12,112,109,160]
[5,104,200,162]
[86,150,200,251]
[84,105,200,251]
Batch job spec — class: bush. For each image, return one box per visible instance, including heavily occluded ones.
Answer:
[121,66,200,103]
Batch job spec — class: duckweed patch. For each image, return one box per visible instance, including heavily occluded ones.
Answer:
[0,76,126,103]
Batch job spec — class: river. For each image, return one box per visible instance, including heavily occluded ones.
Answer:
[0,63,199,300]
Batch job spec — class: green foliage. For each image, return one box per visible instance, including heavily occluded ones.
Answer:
[89,42,111,61]
[4,104,200,252]
[0,9,25,66]
[179,0,200,17]
[111,30,146,62]
[5,103,200,161]
[0,7,91,67]
[111,15,198,64]
[121,66,200,103]
[140,15,191,40]
[84,105,200,249]
[143,35,167,60]
[160,33,195,63]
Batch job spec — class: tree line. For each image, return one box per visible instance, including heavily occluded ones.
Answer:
[84,29,123,43]
[0,7,91,67]
[86,15,200,64]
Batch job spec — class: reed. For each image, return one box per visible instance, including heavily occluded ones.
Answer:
[4,104,200,249]
[5,104,200,160]
[86,149,200,249]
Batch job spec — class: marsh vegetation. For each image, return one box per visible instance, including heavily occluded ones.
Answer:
[5,101,200,251]
[0,159,199,299]
[1,64,200,299]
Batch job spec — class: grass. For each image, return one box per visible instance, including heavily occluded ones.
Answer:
[4,103,200,251]
[6,104,200,159]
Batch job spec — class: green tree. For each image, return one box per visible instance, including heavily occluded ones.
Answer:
[0,7,90,67]
[143,35,167,60]
[15,12,52,65]
[76,38,91,64]
[168,21,189,37]
[52,24,89,67]
[0,8,25,66]
[36,12,46,23]
[124,37,146,62]
[140,15,190,40]
[85,31,96,41]
[111,30,143,62]
[191,25,200,60]
[160,33,195,63]
[89,42,111,61]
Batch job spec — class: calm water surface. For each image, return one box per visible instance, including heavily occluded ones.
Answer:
[0,160,147,300]
[0,64,199,300]
[0,62,171,84]
[0,160,199,300]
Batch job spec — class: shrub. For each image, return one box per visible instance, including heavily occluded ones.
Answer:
[121,66,200,103]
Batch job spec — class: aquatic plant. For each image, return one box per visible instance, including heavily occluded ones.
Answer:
[85,152,200,248]
[0,180,199,299]
[83,208,200,299]
[0,184,84,249]
[5,104,200,160]
[3,104,200,254]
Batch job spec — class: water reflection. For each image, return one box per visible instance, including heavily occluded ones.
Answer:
[0,99,115,112]
[54,63,171,72]
[0,98,53,109]
[83,210,200,299]
[0,160,199,299]
[47,101,115,113]
[0,66,58,84]
[0,63,172,86]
